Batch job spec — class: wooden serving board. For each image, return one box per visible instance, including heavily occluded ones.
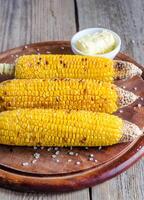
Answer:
[0,41,143,192]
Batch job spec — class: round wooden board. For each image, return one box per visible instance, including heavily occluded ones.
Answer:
[0,41,143,192]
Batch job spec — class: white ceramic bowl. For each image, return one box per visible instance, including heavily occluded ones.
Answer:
[71,28,121,59]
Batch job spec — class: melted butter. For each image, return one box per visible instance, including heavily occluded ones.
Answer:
[76,31,116,55]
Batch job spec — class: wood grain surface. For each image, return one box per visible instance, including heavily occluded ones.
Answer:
[0,0,143,199]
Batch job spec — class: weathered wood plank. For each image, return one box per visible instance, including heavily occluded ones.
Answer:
[91,160,144,200]
[0,0,89,199]
[76,0,144,199]
[0,0,76,52]
[0,188,90,200]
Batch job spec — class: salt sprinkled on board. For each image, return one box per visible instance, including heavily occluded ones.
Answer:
[22,162,29,166]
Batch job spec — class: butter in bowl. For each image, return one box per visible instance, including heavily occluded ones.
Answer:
[71,28,121,59]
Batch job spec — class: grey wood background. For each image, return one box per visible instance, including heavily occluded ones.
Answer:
[0,0,143,199]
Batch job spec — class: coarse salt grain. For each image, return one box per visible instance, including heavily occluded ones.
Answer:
[88,157,94,161]
[33,152,40,159]
[52,155,57,159]
[85,147,89,150]
[61,47,64,49]
[140,97,144,101]
[94,159,98,162]
[137,104,142,108]
[69,151,74,155]
[33,146,37,150]
[138,103,142,108]
[68,159,72,162]
[119,110,123,113]
[46,51,51,54]
[56,159,60,163]
[24,45,28,49]
[32,159,37,164]
[47,147,52,151]
[54,147,59,151]
[15,54,19,58]
[22,162,29,166]
[98,146,102,150]
[122,86,126,89]
[89,154,94,158]
[55,151,60,155]
[40,146,44,150]
[75,153,79,156]
[134,87,137,91]
[76,161,81,165]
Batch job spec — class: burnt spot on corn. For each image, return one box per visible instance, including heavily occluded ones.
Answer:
[83,66,88,72]
[91,97,94,101]
[0,97,4,103]
[64,78,70,81]
[62,137,67,143]
[116,62,125,70]
[65,110,72,114]
[78,79,83,83]
[6,102,11,107]
[63,63,67,68]
[56,96,60,102]
[83,88,87,94]
[80,137,87,144]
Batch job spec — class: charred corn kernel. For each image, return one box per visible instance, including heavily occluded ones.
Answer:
[0,79,138,113]
[14,55,142,81]
[0,109,142,146]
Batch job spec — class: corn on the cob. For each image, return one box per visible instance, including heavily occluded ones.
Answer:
[0,79,138,113]
[1,55,139,81]
[0,109,142,146]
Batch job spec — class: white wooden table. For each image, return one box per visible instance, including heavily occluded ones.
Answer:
[0,0,143,199]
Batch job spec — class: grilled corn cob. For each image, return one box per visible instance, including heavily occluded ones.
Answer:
[0,55,142,81]
[0,109,142,146]
[0,79,138,113]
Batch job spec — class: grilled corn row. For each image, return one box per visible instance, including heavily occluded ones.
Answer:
[0,79,138,113]
[0,109,142,146]
[12,55,141,81]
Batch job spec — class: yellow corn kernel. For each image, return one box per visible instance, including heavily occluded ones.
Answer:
[0,109,124,146]
[0,79,138,113]
[15,55,115,82]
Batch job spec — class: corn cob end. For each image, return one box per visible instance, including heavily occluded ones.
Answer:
[117,87,138,108]
[114,60,142,80]
[0,63,15,77]
[121,120,142,142]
